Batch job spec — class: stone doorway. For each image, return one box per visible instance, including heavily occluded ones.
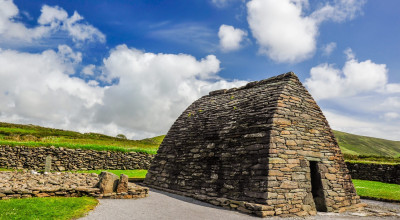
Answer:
[309,161,327,212]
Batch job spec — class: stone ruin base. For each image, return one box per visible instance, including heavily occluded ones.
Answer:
[147,184,365,218]
[0,171,148,200]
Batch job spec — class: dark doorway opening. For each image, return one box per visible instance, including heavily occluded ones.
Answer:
[309,161,327,212]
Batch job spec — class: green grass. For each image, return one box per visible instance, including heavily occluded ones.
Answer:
[346,159,400,165]
[0,122,164,154]
[75,169,148,178]
[334,130,400,157]
[0,197,98,220]
[0,140,157,154]
[352,179,400,201]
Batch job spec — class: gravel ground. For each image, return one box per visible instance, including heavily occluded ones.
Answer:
[82,188,400,220]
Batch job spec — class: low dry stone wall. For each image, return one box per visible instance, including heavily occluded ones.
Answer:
[0,145,154,171]
[0,171,148,200]
[346,162,400,184]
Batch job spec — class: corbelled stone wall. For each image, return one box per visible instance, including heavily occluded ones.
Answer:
[0,145,154,171]
[346,162,400,184]
[145,72,361,217]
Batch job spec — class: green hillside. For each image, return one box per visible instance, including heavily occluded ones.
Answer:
[1,121,400,159]
[0,122,164,154]
[333,130,400,157]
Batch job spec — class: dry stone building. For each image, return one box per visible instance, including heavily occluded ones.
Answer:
[144,72,362,217]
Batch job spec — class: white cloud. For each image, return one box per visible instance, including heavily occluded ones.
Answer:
[311,0,366,23]
[0,0,49,42]
[0,46,104,128]
[246,0,365,63]
[38,5,68,26]
[149,23,215,51]
[322,42,336,56]
[385,84,400,93]
[218,24,247,52]
[82,64,96,76]
[95,45,247,136]
[305,48,388,100]
[382,112,400,121]
[305,48,400,141]
[211,0,240,8]
[324,110,400,141]
[63,11,105,43]
[0,44,247,139]
[0,0,105,46]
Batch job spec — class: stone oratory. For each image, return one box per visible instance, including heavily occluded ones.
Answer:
[144,72,363,217]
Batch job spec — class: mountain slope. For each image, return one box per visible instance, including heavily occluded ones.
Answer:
[333,130,400,157]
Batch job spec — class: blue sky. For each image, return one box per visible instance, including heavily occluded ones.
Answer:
[0,0,399,140]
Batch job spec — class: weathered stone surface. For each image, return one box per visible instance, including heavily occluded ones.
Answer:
[0,146,154,171]
[144,72,360,217]
[117,174,129,193]
[98,172,119,194]
[346,162,400,184]
[0,171,148,199]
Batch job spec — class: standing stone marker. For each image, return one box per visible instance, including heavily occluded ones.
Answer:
[144,72,362,217]
[45,155,52,173]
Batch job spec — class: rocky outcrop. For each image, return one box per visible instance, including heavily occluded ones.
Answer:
[0,145,154,171]
[0,171,148,200]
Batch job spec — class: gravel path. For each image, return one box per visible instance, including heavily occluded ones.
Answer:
[82,188,400,220]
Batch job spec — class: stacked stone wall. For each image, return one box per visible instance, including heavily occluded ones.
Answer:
[346,162,400,184]
[0,145,154,171]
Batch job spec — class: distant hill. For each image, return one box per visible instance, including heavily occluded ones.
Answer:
[333,130,400,157]
[1,121,399,158]
[0,122,163,154]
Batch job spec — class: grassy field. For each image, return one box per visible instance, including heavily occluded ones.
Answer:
[0,122,163,154]
[75,169,148,178]
[1,121,400,161]
[0,197,98,220]
[353,179,400,201]
[334,130,400,157]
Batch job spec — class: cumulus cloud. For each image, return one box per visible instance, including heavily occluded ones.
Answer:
[218,24,247,52]
[0,44,247,139]
[246,0,366,63]
[95,45,247,136]
[305,48,400,141]
[0,46,104,128]
[305,48,388,100]
[0,0,105,45]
